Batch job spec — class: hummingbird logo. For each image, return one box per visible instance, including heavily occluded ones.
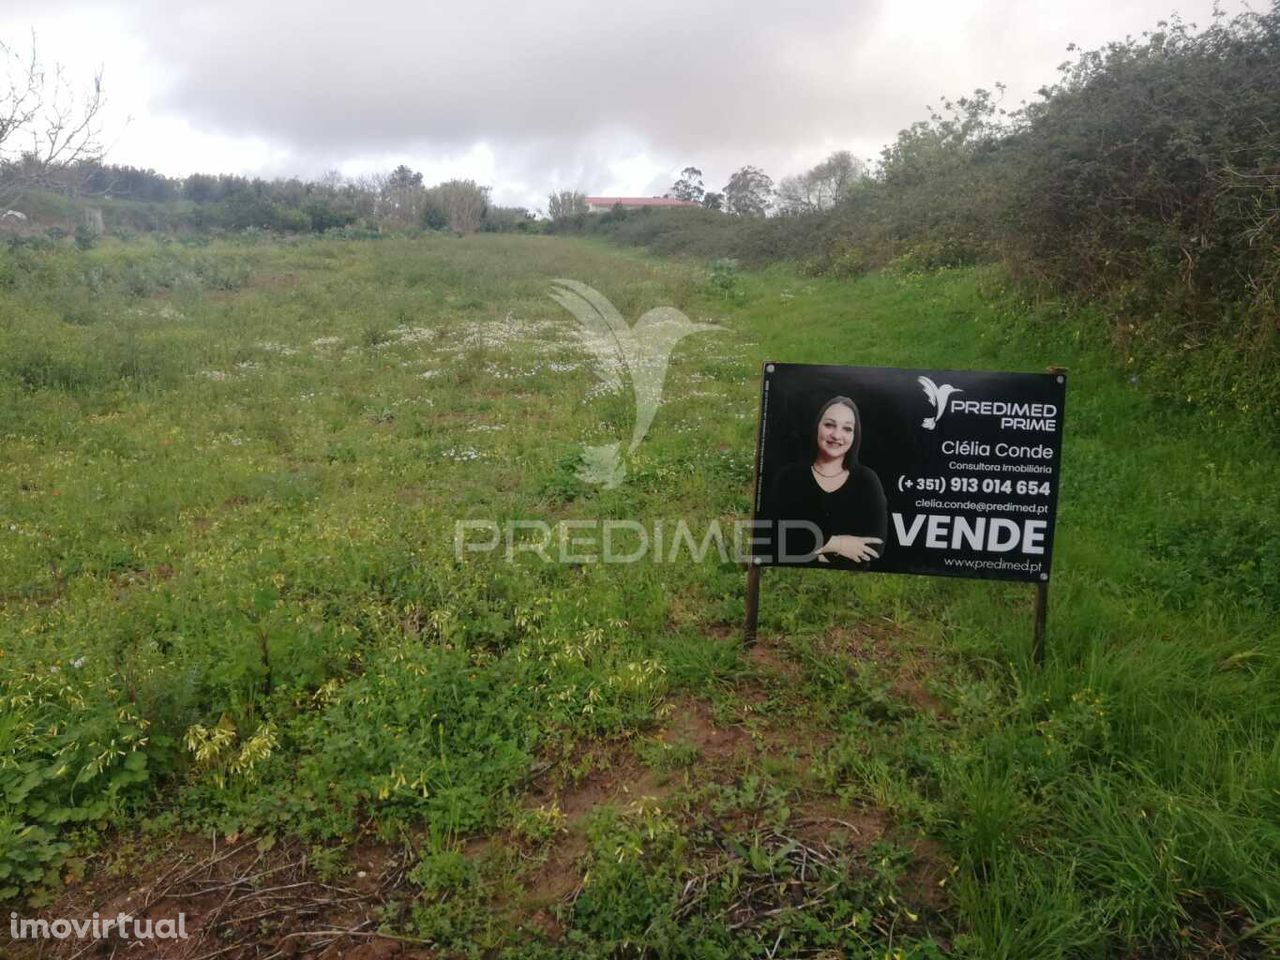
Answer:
[917,375,963,430]
[550,279,724,487]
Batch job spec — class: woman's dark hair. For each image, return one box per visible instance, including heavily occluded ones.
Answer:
[812,395,863,470]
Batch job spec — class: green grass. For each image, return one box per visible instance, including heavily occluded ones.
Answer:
[1,233,1277,957]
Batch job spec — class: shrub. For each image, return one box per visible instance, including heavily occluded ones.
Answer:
[593,6,1280,432]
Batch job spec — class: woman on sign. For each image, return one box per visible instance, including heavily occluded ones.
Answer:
[766,395,887,566]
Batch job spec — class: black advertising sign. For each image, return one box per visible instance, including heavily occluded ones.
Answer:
[752,363,1066,583]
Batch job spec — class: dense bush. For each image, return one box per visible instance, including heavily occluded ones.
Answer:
[480,205,539,233]
[1006,10,1280,346]
[590,5,1280,430]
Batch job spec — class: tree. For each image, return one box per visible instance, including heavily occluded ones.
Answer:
[385,164,422,192]
[183,172,233,203]
[428,178,489,234]
[668,166,704,203]
[721,165,773,217]
[0,34,106,210]
[774,173,817,215]
[377,165,427,228]
[702,191,723,212]
[776,150,866,214]
[547,189,588,223]
[808,151,863,205]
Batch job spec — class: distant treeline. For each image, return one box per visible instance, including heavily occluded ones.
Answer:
[0,162,536,237]
[575,5,1280,428]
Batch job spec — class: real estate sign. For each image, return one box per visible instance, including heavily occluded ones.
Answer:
[751,363,1066,583]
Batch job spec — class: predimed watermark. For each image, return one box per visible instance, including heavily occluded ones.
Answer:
[455,518,822,564]
[9,911,188,942]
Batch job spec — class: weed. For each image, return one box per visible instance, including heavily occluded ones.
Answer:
[1,235,1276,958]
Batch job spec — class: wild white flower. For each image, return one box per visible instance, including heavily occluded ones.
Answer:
[256,340,298,355]
[389,325,434,343]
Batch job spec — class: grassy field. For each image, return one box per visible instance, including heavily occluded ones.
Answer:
[1,233,1277,958]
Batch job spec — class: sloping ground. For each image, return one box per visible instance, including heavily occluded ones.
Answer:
[1,235,1277,958]
[24,631,952,959]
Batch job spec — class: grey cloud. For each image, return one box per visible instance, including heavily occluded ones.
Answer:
[11,0,1237,200]
[127,0,891,158]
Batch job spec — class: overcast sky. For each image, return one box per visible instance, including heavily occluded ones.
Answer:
[0,0,1249,210]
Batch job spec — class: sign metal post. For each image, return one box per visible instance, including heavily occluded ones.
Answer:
[743,563,761,648]
[1033,580,1049,666]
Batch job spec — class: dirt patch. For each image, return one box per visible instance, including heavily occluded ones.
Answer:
[658,697,751,767]
[890,675,945,717]
[711,617,949,723]
[811,619,911,663]
[1178,897,1274,959]
[512,706,755,915]
[519,830,589,910]
[554,756,669,820]
[461,834,495,863]
[516,738,674,911]
[790,799,892,847]
[755,716,835,770]
[25,834,416,959]
[519,909,562,942]
[789,802,953,919]
[816,621,948,718]
[902,837,953,914]
[338,939,417,960]
[701,622,737,641]
[745,639,804,685]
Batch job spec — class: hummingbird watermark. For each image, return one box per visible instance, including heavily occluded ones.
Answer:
[549,279,724,487]
[917,375,963,430]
